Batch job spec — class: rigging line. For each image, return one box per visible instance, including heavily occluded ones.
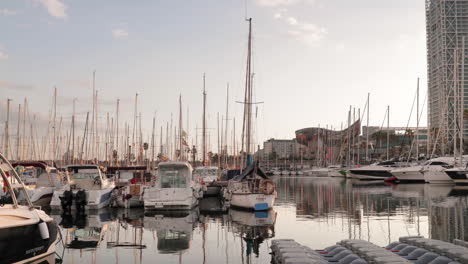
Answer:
[397,88,418,159]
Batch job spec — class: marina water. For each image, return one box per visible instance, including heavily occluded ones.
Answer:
[51,176,468,263]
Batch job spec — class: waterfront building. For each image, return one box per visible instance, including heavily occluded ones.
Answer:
[426,0,468,154]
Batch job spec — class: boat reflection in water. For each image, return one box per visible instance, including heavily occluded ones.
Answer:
[144,209,199,254]
[227,208,276,258]
[53,209,116,250]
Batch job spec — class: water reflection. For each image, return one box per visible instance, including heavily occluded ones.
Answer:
[53,177,468,263]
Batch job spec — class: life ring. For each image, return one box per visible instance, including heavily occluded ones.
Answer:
[260,180,275,195]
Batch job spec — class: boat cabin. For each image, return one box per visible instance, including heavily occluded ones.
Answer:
[66,165,107,190]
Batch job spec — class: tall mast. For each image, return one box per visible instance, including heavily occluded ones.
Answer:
[217,112,220,166]
[53,87,57,161]
[179,95,183,161]
[22,98,27,160]
[151,112,156,166]
[16,104,21,160]
[225,83,229,167]
[132,93,138,163]
[5,99,11,159]
[116,99,120,164]
[242,18,253,166]
[202,74,207,166]
[366,93,370,161]
[460,36,465,161]
[387,105,390,160]
[416,78,420,159]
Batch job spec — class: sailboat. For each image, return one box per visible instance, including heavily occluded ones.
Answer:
[223,18,277,211]
[0,153,58,264]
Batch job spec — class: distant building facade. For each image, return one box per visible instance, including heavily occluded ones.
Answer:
[258,138,304,159]
[426,0,468,153]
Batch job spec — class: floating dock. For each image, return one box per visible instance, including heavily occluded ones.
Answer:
[271,236,468,264]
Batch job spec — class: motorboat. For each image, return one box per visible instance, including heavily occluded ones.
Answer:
[0,153,58,264]
[272,168,281,176]
[349,160,405,180]
[110,166,151,208]
[13,161,70,206]
[144,209,199,254]
[327,165,345,177]
[143,161,203,210]
[422,157,459,184]
[223,161,277,211]
[50,165,116,211]
[445,167,468,185]
[193,166,220,197]
[390,163,425,183]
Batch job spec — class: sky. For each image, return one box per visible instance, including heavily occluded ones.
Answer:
[0,0,428,151]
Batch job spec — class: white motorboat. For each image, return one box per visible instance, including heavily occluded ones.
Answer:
[390,163,425,183]
[144,209,199,253]
[349,160,404,180]
[272,168,281,175]
[327,165,345,177]
[50,165,116,211]
[445,167,468,185]
[0,153,58,264]
[422,157,458,184]
[14,161,70,206]
[111,166,151,208]
[193,166,220,196]
[143,161,203,210]
[223,161,277,211]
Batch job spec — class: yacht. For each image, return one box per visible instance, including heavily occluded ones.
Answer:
[143,161,203,210]
[445,167,468,185]
[223,161,277,211]
[0,153,58,264]
[50,164,116,211]
[13,161,70,206]
[111,166,150,208]
[193,166,220,197]
[390,161,425,183]
[423,157,460,184]
[349,160,404,180]
[327,165,345,177]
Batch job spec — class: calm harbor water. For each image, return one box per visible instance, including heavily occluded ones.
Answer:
[52,177,468,263]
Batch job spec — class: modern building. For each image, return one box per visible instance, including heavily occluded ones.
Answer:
[258,138,304,160]
[426,0,468,154]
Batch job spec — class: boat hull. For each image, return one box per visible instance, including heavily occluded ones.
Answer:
[423,168,453,184]
[391,167,425,183]
[229,193,276,211]
[144,188,201,211]
[445,170,468,185]
[349,170,392,180]
[50,187,115,211]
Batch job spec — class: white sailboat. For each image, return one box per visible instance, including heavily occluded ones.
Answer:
[143,161,203,210]
[0,153,58,264]
[223,18,277,211]
[50,164,116,211]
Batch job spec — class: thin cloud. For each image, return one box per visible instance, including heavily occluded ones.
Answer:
[0,80,34,90]
[0,9,18,16]
[112,29,129,39]
[37,0,67,19]
[275,12,327,46]
[0,51,8,61]
[255,0,317,7]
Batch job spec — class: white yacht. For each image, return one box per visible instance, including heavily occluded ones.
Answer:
[327,165,345,177]
[223,161,277,211]
[390,161,425,183]
[349,160,403,180]
[445,167,468,185]
[0,153,58,264]
[422,157,460,184]
[144,161,203,210]
[50,165,115,211]
[193,166,220,196]
[14,161,70,206]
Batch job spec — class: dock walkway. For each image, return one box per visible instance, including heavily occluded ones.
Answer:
[271,236,468,264]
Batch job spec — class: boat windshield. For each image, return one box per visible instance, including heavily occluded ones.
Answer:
[193,168,218,176]
[160,166,188,188]
[0,158,32,207]
[70,169,100,180]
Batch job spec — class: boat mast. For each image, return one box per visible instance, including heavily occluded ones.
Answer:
[116,99,120,165]
[244,18,253,166]
[366,93,370,161]
[16,103,21,161]
[4,98,11,159]
[460,36,465,163]
[202,74,207,166]
[387,105,390,160]
[179,95,183,161]
[225,83,229,167]
[416,78,419,159]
